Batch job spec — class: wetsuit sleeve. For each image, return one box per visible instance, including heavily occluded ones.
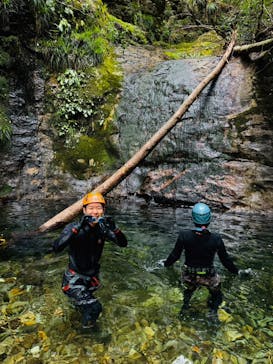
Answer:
[217,236,239,274]
[104,217,128,247]
[164,232,184,267]
[53,223,77,253]
[112,228,128,247]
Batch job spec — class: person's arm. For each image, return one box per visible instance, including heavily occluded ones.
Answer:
[53,216,90,253]
[53,224,76,253]
[216,236,239,274]
[99,217,128,247]
[164,233,184,267]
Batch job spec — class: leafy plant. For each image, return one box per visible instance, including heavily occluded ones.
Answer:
[0,108,12,144]
[53,69,94,139]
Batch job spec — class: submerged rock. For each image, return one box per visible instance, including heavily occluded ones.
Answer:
[172,354,193,364]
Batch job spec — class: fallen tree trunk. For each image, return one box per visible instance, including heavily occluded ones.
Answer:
[39,32,237,232]
[234,37,273,54]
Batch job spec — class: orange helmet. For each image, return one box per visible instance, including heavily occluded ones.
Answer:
[82,192,106,206]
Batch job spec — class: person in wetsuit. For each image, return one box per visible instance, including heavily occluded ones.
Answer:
[53,192,127,328]
[164,202,246,318]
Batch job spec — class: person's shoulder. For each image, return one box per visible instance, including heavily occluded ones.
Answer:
[68,221,78,228]
[178,229,194,237]
[209,231,223,244]
[62,221,78,232]
[209,231,221,238]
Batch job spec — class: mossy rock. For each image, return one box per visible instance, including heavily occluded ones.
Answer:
[54,135,118,179]
[80,54,122,99]
[164,31,225,59]
[0,184,13,198]
[108,14,147,45]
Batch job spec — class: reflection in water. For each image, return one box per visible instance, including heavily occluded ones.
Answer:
[0,200,272,363]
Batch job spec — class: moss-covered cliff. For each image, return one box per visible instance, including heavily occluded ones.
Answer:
[0,0,272,197]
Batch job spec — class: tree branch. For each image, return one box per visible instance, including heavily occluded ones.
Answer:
[234,37,273,54]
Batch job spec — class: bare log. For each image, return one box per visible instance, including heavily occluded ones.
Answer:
[234,37,273,54]
[38,32,237,232]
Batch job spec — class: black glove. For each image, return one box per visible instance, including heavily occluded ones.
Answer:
[72,215,96,234]
[98,217,117,241]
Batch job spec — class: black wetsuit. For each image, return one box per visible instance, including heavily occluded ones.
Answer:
[164,229,238,274]
[164,229,238,312]
[53,216,127,326]
[54,217,127,275]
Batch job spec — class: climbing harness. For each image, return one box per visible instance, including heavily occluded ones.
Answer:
[184,265,215,276]
[62,269,101,293]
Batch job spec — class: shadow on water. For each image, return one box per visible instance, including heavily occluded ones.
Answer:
[0,199,273,363]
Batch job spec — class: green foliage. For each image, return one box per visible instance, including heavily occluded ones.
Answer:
[51,54,122,143]
[107,14,147,45]
[53,69,94,137]
[1,1,124,72]
[231,0,260,43]
[105,0,273,46]
[33,1,147,72]
[0,107,12,144]
[37,26,111,71]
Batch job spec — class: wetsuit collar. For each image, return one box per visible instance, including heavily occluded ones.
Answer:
[193,226,209,235]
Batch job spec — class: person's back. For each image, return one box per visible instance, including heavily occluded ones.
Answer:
[164,202,248,320]
[183,230,220,267]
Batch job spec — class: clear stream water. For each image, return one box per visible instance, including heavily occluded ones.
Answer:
[0,200,272,363]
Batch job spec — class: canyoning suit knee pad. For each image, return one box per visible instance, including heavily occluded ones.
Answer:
[61,269,102,325]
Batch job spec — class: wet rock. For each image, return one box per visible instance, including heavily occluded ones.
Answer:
[5,301,28,315]
[1,45,272,213]
[114,56,273,212]
[116,45,167,74]
[20,311,37,326]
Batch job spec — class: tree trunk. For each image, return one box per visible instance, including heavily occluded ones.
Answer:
[233,37,273,54]
[38,32,237,232]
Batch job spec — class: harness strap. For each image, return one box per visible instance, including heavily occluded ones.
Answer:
[69,268,92,281]
[184,265,215,275]
[63,269,100,292]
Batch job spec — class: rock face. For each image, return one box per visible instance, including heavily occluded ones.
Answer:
[1,46,272,212]
[112,51,273,212]
[0,66,70,202]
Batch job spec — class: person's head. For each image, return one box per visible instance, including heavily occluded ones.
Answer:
[82,192,105,219]
[192,202,211,227]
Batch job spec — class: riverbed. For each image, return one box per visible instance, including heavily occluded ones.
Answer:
[0,200,272,363]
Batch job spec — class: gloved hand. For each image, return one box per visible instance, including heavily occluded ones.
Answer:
[157,259,166,267]
[98,217,117,241]
[238,268,253,277]
[72,215,96,234]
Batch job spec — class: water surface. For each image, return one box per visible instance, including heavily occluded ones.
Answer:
[0,200,272,363]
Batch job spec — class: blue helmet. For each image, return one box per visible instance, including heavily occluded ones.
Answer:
[192,203,211,225]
